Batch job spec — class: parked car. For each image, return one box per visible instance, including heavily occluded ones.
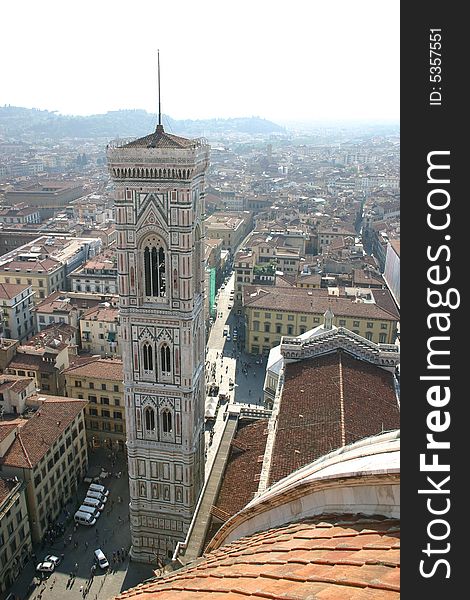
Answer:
[83,496,105,511]
[94,548,109,569]
[87,490,108,503]
[88,483,109,497]
[36,561,55,573]
[74,510,97,526]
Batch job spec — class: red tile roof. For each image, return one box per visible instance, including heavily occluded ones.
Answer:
[268,351,400,486]
[7,353,56,373]
[0,396,87,469]
[123,127,197,149]
[214,419,269,518]
[0,258,62,273]
[65,358,123,381]
[243,286,398,322]
[82,304,119,322]
[115,514,400,599]
[0,282,31,299]
[0,423,17,444]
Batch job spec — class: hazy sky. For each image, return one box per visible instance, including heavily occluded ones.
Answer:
[1,0,399,123]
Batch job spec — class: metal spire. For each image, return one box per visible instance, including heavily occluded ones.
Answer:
[157,49,163,131]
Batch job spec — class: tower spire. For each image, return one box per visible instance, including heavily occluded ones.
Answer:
[157,49,163,132]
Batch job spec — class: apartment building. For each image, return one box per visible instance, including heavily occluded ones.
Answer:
[0,235,102,303]
[65,358,125,451]
[0,396,88,543]
[0,283,35,342]
[5,323,75,395]
[68,247,118,294]
[205,212,252,254]
[80,303,120,357]
[0,375,37,416]
[243,285,399,355]
[0,476,32,593]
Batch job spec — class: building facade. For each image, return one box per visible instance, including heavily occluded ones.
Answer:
[107,123,210,562]
[0,477,33,594]
[243,286,399,355]
[80,303,121,357]
[0,283,35,342]
[0,397,88,543]
[65,358,126,451]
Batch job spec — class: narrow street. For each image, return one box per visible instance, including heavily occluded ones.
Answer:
[204,271,267,475]
[7,450,154,600]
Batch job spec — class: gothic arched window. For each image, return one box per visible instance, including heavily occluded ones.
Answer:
[142,342,153,371]
[160,344,171,373]
[144,407,155,431]
[162,409,172,434]
[143,241,166,298]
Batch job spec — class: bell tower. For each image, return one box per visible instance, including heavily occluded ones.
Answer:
[107,116,210,561]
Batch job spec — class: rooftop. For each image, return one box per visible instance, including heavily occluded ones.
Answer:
[122,126,198,150]
[118,515,400,599]
[243,286,398,321]
[213,419,269,521]
[0,282,32,299]
[0,396,87,469]
[0,476,21,507]
[65,358,123,381]
[268,351,400,486]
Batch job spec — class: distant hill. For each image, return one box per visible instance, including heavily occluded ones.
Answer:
[0,106,285,140]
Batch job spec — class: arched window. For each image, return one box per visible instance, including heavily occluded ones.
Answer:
[143,343,153,371]
[162,409,172,433]
[160,344,171,373]
[143,242,166,298]
[144,407,155,431]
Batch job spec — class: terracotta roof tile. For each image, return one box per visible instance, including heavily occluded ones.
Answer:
[214,419,269,518]
[0,282,31,299]
[268,351,400,486]
[243,286,398,322]
[65,358,123,381]
[0,396,87,468]
[115,515,399,599]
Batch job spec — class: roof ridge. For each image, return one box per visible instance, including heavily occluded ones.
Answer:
[16,432,33,468]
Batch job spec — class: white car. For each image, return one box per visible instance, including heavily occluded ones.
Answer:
[44,554,61,566]
[94,548,109,569]
[36,561,55,573]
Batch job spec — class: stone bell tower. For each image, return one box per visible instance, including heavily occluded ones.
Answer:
[107,116,210,561]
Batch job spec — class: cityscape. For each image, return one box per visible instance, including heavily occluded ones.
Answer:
[1,4,400,598]
[0,105,400,599]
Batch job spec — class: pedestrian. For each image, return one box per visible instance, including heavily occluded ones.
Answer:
[80,585,84,594]
[85,541,89,550]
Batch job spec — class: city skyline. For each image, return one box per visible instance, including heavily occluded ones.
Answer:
[1,0,399,123]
